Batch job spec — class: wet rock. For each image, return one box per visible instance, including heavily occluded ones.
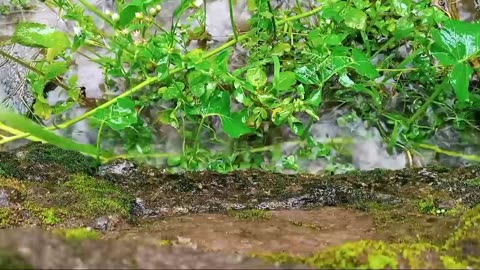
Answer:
[93,216,109,231]
[93,215,121,231]
[0,228,306,269]
[0,143,98,182]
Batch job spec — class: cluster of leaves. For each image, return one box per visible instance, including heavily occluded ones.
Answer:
[2,0,480,172]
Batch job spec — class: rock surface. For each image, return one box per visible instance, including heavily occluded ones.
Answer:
[0,143,479,269]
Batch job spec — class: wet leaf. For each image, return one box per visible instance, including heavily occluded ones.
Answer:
[295,66,320,85]
[274,71,296,91]
[92,97,138,131]
[221,110,255,138]
[449,62,472,102]
[246,66,267,88]
[432,20,480,64]
[342,7,367,30]
[351,48,380,78]
[13,22,70,52]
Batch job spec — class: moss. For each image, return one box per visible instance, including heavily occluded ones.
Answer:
[416,197,437,215]
[0,209,12,228]
[21,143,98,174]
[54,228,101,242]
[0,177,26,196]
[466,178,480,187]
[58,174,133,217]
[41,208,63,225]
[0,152,20,177]
[24,202,66,226]
[158,240,174,246]
[255,241,469,269]
[444,205,480,264]
[0,249,33,270]
[228,209,271,221]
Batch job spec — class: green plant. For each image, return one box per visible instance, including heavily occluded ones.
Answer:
[0,0,479,172]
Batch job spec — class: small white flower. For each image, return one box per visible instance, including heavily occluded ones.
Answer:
[105,9,112,16]
[155,5,162,12]
[193,0,202,7]
[111,13,120,22]
[149,7,156,15]
[135,12,144,19]
[73,26,82,35]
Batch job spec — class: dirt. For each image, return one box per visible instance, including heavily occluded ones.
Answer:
[106,208,378,256]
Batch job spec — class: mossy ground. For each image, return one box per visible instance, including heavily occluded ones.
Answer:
[0,143,479,268]
[54,227,101,242]
[253,204,480,268]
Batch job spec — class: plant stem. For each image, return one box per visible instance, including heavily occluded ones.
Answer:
[77,0,114,27]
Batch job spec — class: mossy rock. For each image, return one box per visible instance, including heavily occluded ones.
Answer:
[57,174,134,217]
[1,143,99,182]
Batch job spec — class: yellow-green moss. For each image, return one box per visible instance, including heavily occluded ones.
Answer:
[0,177,26,196]
[254,241,469,269]
[58,174,133,218]
[54,228,101,242]
[158,239,174,246]
[228,209,271,221]
[0,208,12,228]
[24,202,66,226]
[444,205,480,264]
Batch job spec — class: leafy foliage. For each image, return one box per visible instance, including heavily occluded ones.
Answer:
[1,0,480,172]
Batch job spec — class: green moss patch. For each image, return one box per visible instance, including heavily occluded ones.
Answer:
[57,174,133,218]
[54,227,101,242]
[228,209,271,221]
[255,241,469,269]
[20,143,98,174]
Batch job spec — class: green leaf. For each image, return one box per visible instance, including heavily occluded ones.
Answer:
[92,97,138,131]
[246,66,267,88]
[306,89,322,106]
[392,0,410,16]
[221,110,255,138]
[43,62,68,80]
[431,20,480,64]
[163,82,185,100]
[33,100,52,119]
[342,7,367,31]
[449,62,473,102]
[118,5,141,27]
[13,22,70,52]
[0,106,109,159]
[351,48,380,79]
[273,71,297,91]
[295,66,320,85]
[187,90,230,116]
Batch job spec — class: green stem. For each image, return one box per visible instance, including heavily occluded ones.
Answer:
[228,0,239,41]
[408,78,449,125]
[77,0,114,27]
[415,143,480,162]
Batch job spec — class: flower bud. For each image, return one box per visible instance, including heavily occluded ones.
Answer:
[111,13,120,21]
